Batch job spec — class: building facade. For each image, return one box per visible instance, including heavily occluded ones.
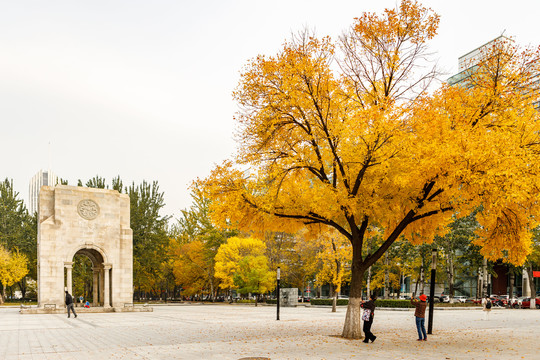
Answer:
[29,170,57,214]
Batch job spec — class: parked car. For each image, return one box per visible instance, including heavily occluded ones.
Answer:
[440,295,450,303]
[454,296,467,303]
[516,297,540,309]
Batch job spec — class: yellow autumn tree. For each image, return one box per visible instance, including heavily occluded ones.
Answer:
[200,0,540,339]
[0,246,28,304]
[214,236,275,302]
[314,230,352,312]
[171,240,210,297]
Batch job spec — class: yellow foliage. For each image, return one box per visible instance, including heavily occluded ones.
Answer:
[314,231,352,293]
[200,0,540,286]
[214,236,271,289]
[0,246,28,290]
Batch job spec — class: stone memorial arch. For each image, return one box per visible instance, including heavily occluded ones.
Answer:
[37,185,133,309]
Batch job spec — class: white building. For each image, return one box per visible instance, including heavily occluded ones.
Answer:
[29,170,57,214]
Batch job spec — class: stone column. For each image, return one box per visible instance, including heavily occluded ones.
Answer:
[103,264,112,308]
[99,269,104,305]
[92,268,99,306]
[65,262,74,299]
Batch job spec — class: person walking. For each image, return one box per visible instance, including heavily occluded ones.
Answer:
[361,295,377,343]
[482,295,492,320]
[65,290,77,318]
[411,294,428,341]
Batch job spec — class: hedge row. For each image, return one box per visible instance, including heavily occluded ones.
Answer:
[263,299,479,307]
[309,299,350,306]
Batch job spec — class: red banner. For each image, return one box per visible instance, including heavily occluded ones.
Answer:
[533,271,540,278]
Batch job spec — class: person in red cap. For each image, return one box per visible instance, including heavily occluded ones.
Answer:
[411,294,428,341]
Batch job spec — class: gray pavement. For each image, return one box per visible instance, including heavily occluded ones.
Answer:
[0,304,538,359]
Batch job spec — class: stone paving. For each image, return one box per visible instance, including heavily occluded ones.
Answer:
[1,304,538,359]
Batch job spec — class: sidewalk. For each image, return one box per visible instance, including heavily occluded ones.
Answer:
[0,304,536,359]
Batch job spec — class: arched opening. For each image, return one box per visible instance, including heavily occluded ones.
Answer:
[65,247,111,307]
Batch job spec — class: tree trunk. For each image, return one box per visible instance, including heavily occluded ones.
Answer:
[526,265,536,309]
[446,252,455,302]
[509,271,515,301]
[420,259,425,294]
[384,252,389,299]
[482,258,488,298]
[332,291,337,313]
[477,267,482,299]
[366,266,371,297]
[18,277,27,300]
[341,267,364,339]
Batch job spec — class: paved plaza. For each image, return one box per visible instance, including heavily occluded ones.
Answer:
[0,304,538,359]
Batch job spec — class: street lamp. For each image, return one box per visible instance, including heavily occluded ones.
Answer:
[276,266,280,321]
[428,248,437,334]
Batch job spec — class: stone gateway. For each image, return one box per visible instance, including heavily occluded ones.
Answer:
[37,185,133,309]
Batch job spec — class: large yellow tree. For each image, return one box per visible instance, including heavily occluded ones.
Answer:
[201,0,540,338]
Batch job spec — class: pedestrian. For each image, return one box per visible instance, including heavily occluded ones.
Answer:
[361,294,377,343]
[483,295,492,320]
[411,294,428,341]
[65,290,77,318]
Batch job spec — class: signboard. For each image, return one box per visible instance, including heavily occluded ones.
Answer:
[533,271,540,278]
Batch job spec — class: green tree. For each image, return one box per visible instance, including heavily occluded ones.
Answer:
[129,180,170,299]
[233,255,275,305]
[0,179,27,250]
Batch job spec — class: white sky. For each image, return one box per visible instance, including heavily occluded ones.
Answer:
[1,0,539,220]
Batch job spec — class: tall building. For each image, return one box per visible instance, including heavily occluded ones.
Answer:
[29,170,58,214]
[448,35,509,86]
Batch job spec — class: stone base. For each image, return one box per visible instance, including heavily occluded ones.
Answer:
[20,306,153,314]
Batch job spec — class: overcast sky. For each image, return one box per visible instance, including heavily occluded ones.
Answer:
[1,0,539,220]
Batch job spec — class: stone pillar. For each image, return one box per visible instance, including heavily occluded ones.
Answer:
[103,264,112,308]
[99,269,104,305]
[65,262,74,299]
[92,268,99,306]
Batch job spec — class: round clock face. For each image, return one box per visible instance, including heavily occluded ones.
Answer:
[77,199,100,220]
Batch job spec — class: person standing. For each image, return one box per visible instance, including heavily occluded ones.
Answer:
[361,295,377,343]
[411,294,428,341]
[65,290,77,318]
[482,295,492,320]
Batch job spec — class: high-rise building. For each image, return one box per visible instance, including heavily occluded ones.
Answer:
[29,170,58,214]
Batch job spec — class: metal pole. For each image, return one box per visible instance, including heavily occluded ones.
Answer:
[428,248,437,334]
[276,266,280,321]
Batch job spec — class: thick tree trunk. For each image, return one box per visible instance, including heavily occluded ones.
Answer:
[332,292,337,313]
[341,266,365,339]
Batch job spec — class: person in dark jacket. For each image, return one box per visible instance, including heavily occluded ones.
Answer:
[361,294,377,343]
[65,290,77,318]
[411,294,427,341]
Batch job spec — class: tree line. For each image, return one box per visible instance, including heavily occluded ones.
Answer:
[2,174,538,308]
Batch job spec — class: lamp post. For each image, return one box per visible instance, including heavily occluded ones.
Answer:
[276,266,280,321]
[428,248,437,334]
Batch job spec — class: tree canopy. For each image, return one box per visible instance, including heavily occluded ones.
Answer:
[200,0,540,338]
